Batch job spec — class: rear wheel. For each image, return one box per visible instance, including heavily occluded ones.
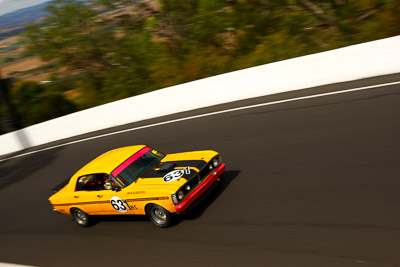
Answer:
[146,204,173,228]
[71,208,91,227]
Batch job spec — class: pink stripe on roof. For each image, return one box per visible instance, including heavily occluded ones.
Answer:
[111,147,152,177]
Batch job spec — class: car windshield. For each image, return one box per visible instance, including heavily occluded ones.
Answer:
[111,147,165,187]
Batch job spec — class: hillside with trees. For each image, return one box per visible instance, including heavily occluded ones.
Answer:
[2,0,400,131]
[0,1,51,39]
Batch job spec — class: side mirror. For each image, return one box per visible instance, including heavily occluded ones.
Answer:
[112,186,121,192]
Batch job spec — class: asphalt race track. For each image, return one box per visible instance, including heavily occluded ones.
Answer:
[0,73,399,267]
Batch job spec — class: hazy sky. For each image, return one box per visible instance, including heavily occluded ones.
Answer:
[0,0,51,16]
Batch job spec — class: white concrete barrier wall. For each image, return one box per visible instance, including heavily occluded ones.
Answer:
[1,36,400,156]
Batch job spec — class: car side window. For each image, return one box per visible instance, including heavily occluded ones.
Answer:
[76,174,98,191]
[96,173,114,190]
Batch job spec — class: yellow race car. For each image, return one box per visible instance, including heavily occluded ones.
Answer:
[49,145,225,228]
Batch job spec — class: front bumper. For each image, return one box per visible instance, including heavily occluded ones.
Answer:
[175,163,225,213]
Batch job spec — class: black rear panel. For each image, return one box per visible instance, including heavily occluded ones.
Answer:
[51,177,71,195]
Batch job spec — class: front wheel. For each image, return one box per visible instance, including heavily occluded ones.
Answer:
[146,204,173,228]
[71,208,91,227]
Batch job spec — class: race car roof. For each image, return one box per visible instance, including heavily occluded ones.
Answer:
[74,145,147,177]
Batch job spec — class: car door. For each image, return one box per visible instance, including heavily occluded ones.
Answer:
[73,174,104,215]
[94,174,136,215]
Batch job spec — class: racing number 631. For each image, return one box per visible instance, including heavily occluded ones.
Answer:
[110,196,132,213]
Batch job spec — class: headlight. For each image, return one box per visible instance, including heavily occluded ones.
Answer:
[213,158,219,167]
[185,185,191,191]
[177,190,184,200]
[209,164,213,170]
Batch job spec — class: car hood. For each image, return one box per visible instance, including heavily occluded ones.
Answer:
[135,157,208,187]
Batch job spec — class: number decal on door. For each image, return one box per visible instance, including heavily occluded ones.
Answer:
[110,196,132,213]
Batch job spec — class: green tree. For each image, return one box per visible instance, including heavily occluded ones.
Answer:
[24,0,163,107]
[22,0,400,113]
[11,81,77,127]
[24,0,114,71]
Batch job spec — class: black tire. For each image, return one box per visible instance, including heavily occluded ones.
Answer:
[71,208,91,227]
[146,204,173,228]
